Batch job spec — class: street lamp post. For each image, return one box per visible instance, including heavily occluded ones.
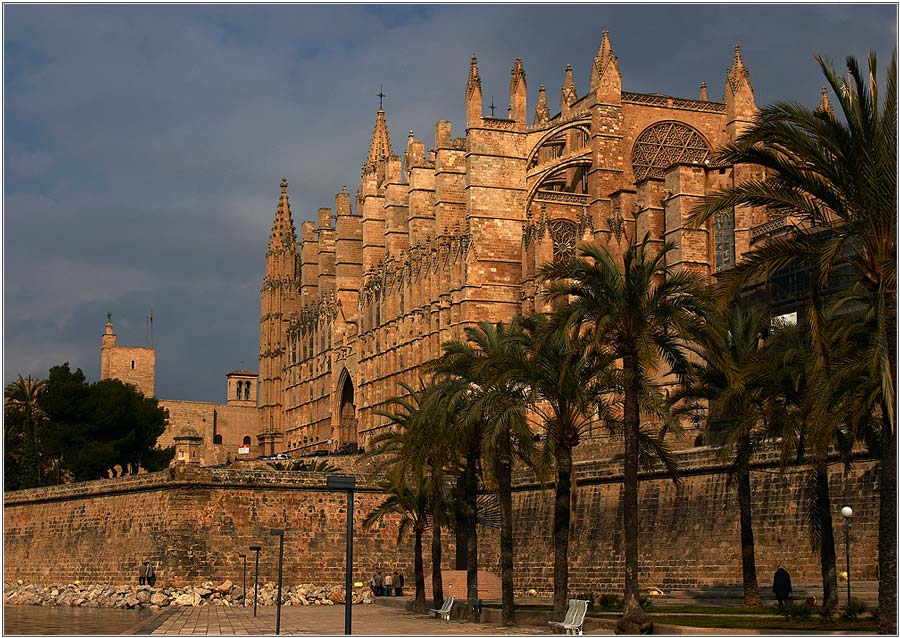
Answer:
[841,506,853,603]
[327,475,357,635]
[271,529,285,635]
[238,554,247,607]
[249,545,261,617]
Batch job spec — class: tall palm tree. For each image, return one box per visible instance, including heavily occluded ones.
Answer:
[363,466,430,613]
[366,383,444,613]
[436,322,538,626]
[5,375,48,489]
[688,51,896,633]
[541,235,710,625]
[672,304,774,606]
[506,313,616,620]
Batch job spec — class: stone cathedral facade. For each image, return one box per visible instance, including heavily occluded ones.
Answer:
[257,33,777,457]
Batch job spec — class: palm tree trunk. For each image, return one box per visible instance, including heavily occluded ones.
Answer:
[465,448,479,621]
[414,528,426,614]
[622,354,641,606]
[879,290,897,635]
[736,435,761,606]
[497,425,516,625]
[815,457,838,610]
[552,437,573,620]
[431,479,444,610]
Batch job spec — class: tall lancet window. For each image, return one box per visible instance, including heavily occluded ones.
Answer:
[714,210,736,272]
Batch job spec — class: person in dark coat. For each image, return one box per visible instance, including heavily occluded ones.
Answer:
[773,565,792,608]
[394,571,404,596]
[139,561,155,586]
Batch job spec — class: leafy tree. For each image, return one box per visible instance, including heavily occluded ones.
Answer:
[363,466,430,613]
[689,51,896,633]
[4,375,48,489]
[3,363,173,486]
[268,459,338,473]
[435,322,539,625]
[542,236,710,627]
[506,313,616,620]
[672,304,771,606]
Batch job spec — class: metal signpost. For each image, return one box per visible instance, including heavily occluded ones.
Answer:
[271,530,285,635]
[249,545,261,617]
[327,475,357,635]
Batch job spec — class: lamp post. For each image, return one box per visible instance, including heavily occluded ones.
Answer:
[249,545,261,617]
[327,475,357,635]
[270,529,285,635]
[841,506,853,603]
[238,554,247,607]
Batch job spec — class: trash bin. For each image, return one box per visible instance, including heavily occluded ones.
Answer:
[473,598,482,623]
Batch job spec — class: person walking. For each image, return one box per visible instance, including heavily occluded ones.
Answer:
[374,571,383,597]
[139,561,155,586]
[773,565,792,609]
[384,571,393,597]
[394,571,404,596]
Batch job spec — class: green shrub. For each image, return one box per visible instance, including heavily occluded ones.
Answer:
[841,598,868,621]
[778,601,815,621]
[598,593,623,611]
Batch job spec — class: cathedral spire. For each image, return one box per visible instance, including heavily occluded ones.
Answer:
[724,43,757,140]
[466,55,483,127]
[365,105,393,171]
[267,178,298,255]
[699,82,708,101]
[560,64,577,116]
[725,44,753,96]
[817,85,833,115]
[509,58,527,125]
[590,30,621,101]
[534,84,550,125]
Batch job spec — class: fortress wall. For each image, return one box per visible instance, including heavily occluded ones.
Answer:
[477,446,880,595]
[3,467,430,587]
[5,447,879,593]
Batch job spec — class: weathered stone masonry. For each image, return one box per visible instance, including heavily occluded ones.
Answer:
[4,446,878,592]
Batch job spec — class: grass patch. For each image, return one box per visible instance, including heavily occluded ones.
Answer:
[650,614,878,632]
[634,604,776,615]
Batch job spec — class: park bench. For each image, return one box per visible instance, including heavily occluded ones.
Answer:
[430,595,454,620]
[548,599,589,635]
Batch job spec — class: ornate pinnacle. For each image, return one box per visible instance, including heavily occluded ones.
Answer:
[281,178,288,192]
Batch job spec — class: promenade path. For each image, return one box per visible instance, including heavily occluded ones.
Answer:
[142,604,559,635]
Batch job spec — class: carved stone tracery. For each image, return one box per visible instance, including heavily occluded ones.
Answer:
[631,121,710,181]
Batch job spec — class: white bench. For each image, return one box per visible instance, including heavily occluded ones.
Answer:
[430,595,454,620]
[549,599,589,635]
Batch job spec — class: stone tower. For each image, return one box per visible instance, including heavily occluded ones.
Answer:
[258,179,298,454]
[99,314,155,397]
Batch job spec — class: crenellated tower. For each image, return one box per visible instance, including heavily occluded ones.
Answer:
[258,178,298,453]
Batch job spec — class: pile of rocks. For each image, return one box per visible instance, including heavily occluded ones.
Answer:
[3,580,374,610]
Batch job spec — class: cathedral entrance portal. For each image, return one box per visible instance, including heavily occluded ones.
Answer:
[337,373,358,453]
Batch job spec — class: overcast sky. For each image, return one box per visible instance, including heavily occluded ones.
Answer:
[4,4,896,402]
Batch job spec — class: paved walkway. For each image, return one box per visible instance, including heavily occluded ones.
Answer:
[144,604,558,635]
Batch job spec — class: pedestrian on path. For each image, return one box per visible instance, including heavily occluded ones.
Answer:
[394,571,403,596]
[773,565,792,608]
[384,571,393,597]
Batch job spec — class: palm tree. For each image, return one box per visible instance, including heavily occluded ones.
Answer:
[506,313,616,620]
[5,375,48,489]
[672,304,773,606]
[436,322,538,626]
[688,51,896,633]
[363,466,430,613]
[541,235,710,625]
[369,381,454,611]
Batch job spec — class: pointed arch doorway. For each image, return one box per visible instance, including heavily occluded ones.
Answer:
[337,371,359,453]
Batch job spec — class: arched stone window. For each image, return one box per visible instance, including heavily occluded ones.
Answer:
[213,434,223,445]
[632,121,710,181]
[548,219,578,263]
[242,435,251,446]
[714,210,736,271]
[244,382,251,401]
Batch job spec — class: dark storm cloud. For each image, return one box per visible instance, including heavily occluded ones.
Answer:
[4,4,896,401]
